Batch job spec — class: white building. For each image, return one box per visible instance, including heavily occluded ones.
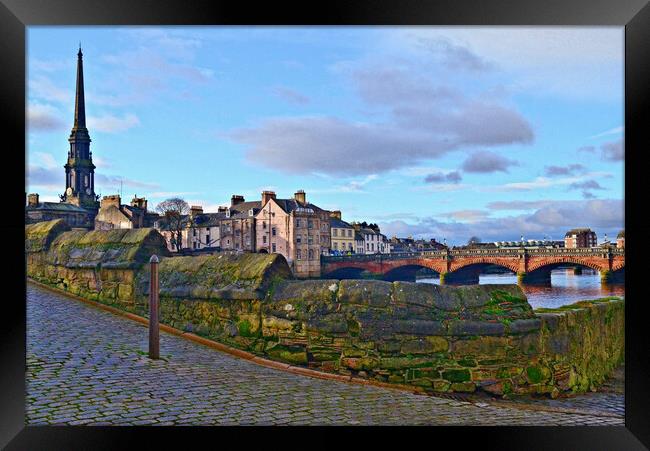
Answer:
[358,227,391,254]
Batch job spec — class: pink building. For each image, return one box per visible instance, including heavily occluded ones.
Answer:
[255,190,330,278]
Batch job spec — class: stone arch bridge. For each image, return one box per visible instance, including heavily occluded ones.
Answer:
[321,247,625,284]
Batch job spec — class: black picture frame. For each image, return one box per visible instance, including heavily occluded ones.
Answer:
[3,0,648,448]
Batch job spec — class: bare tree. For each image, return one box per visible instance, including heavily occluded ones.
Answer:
[467,236,481,245]
[155,198,190,252]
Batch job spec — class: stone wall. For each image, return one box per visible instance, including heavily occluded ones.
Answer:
[26,221,624,397]
[26,220,170,308]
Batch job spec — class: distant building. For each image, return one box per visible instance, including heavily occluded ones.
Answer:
[329,211,355,254]
[25,193,95,228]
[95,195,159,230]
[564,228,597,248]
[353,231,364,254]
[156,206,224,252]
[354,225,390,254]
[255,190,330,278]
[494,240,564,248]
[390,236,445,253]
[616,230,625,248]
[184,206,226,252]
[219,195,261,252]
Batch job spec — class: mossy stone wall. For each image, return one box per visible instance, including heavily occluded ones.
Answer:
[26,221,624,397]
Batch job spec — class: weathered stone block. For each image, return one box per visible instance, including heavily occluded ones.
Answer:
[266,344,308,365]
[341,357,379,370]
[400,337,448,355]
[450,382,476,392]
[392,281,441,308]
[392,319,446,336]
[338,280,393,308]
[452,336,510,357]
[272,279,336,303]
[508,318,542,334]
[449,321,506,336]
[431,380,451,392]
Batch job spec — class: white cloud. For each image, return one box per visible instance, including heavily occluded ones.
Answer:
[494,172,612,192]
[391,28,623,101]
[379,198,623,244]
[27,102,66,131]
[589,126,623,139]
[28,76,72,104]
[87,113,140,133]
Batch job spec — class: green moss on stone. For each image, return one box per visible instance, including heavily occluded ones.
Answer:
[442,368,471,383]
[237,319,253,337]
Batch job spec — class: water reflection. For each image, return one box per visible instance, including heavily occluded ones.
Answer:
[416,268,624,309]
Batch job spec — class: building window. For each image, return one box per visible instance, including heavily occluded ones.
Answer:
[193,229,197,237]
[297,249,302,260]
[272,243,276,252]
[308,220,313,229]
[308,236,313,245]
[206,235,210,244]
[333,229,338,237]
[334,242,338,249]
[296,235,302,244]
[272,227,277,236]
[263,221,267,229]
[347,230,352,237]
[308,249,314,260]
[371,243,375,251]
[193,242,197,249]
[296,219,301,228]
[366,243,369,250]
[263,235,267,244]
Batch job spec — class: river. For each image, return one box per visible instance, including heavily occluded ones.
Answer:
[416,267,624,309]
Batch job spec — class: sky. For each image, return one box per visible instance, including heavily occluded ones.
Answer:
[26,26,624,245]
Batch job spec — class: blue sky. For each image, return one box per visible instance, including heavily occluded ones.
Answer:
[26,27,624,244]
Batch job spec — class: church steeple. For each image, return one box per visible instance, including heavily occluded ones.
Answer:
[73,44,86,130]
[63,45,98,211]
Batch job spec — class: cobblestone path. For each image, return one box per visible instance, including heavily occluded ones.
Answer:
[26,283,624,426]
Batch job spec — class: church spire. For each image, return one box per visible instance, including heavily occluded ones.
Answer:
[73,44,86,129]
[64,45,97,211]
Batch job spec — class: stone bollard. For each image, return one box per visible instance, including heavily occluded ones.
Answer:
[149,254,160,360]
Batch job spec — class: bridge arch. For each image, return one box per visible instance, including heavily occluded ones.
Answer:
[526,256,607,273]
[449,257,519,274]
[383,264,441,282]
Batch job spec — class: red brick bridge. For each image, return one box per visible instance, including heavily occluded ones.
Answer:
[321,247,625,284]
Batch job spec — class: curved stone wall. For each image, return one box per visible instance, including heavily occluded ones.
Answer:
[25,221,624,397]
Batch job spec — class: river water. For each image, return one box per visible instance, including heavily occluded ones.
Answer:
[416,268,624,310]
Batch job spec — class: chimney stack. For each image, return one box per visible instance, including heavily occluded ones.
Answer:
[101,194,121,209]
[130,195,148,212]
[218,206,228,213]
[231,195,245,207]
[329,210,341,220]
[27,193,39,207]
[190,205,203,217]
[261,190,276,206]
[294,189,306,204]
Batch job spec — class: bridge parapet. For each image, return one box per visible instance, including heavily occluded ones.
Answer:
[322,247,624,262]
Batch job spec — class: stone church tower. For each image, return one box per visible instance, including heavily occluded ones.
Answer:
[61,46,99,211]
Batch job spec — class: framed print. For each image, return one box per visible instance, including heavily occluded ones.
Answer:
[3,0,649,448]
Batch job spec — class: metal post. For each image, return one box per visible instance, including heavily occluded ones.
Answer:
[149,254,160,360]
